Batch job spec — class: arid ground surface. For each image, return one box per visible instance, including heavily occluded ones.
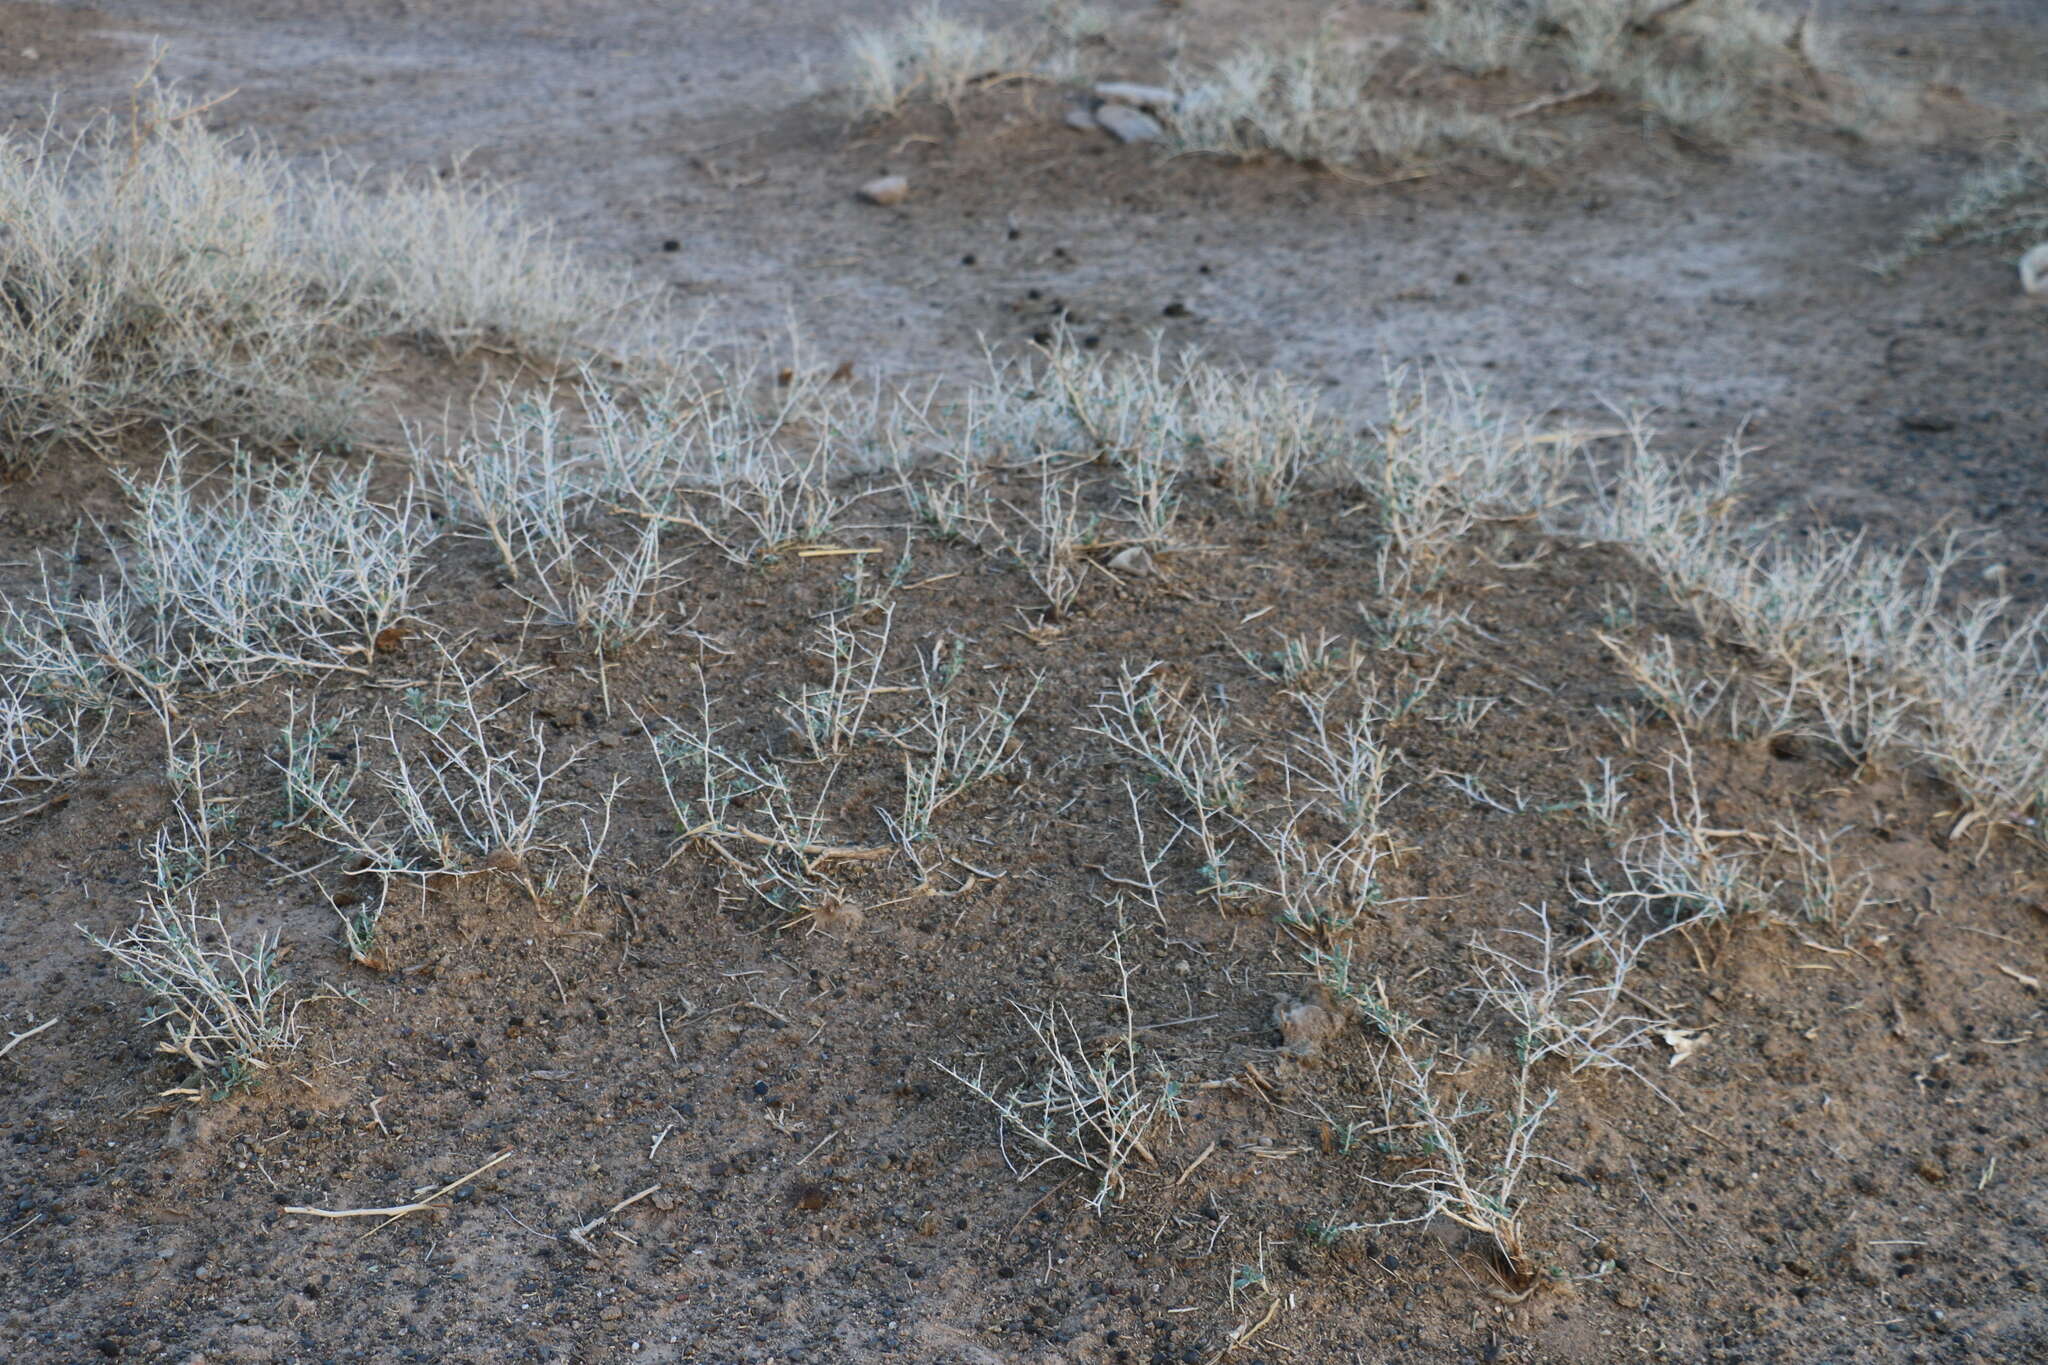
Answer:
[1,2,2046,1363]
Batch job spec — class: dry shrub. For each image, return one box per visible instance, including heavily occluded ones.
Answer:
[1166,38,1540,171]
[0,84,647,469]
[1424,0,1896,139]
[844,3,1032,119]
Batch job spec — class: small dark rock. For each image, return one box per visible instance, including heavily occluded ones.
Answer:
[1769,732,1813,760]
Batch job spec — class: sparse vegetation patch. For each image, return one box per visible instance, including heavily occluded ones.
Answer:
[0,84,646,469]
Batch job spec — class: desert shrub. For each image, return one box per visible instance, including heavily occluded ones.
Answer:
[1424,0,1889,139]
[1575,432,2048,829]
[845,3,1031,118]
[1871,136,2048,277]
[1166,39,1538,170]
[0,85,647,469]
[0,446,437,697]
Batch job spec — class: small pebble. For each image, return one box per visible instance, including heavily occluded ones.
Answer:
[1093,104,1164,145]
[1275,1000,1346,1054]
[2020,241,2048,296]
[1108,546,1156,577]
[1092,81,1177,111]
[857,175,909,206]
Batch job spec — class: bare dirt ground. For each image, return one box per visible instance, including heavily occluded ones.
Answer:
[2,2,2046,1364]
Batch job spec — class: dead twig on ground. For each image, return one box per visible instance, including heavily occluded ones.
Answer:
[0,1017,58,1059]
[283,1149,514,1236]
[567,1184,662,1253]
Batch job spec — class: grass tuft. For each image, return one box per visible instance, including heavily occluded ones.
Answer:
[1166,38,1539,171]
[0,82,648,469]
[845,3,1031,120]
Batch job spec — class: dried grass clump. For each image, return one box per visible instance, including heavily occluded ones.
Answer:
[85,760,304,1092]
[975,337,1340,524]
[1,447,437,699]
[845,3,1033,119]
[0,84,648,470]
[938,937,1178,1210]
[0,673,111,825]
[1166,39,1539,170]
[1871,136,2048,278]
[1424,0,1892,139]
[1575,429,2048,834]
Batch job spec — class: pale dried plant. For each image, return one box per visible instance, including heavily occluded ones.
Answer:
[938,933,1178,1210]
[410,392,586,578]
[1578,757,1631,832]
[1360,363,1565,571]
[0,82,646,470]
[107,447,435,681]
[1599,631,1730,733]
[1236,630,1360,692]
[1007,463,1093,620]
[1774,823,1887,933]
[1318,1017,1557,1288]
[693,449,862,564]
[281,659,594,909]
[88,875,301,1087]
[3,446,435,700]
[979,337,1332,522]
[1573,425,2048,831]
[1371,1032,1559,1286]
[1284,687,1404,843]
[410,380,698,573]
[380,670,591,885]
[1580,741,1775,925]
[515,517,676,654]
[1255,813,1396,944]
[1912,603,2048,832]
[0,672,113,824]
[1470,901,1697,1105]
[1086,662,1255,901]
[1872,136,2048,277]
[649,671,858,917]
[86,752,302,1087]
[893,439,996,545]
[1087,662,1253,820]
[894,644,1041,843]
[1166,38,1536,170]
[845,3,1030,119]
[781,606,894,760]
[1173,361,1329,515]
[1424,0,1893,141]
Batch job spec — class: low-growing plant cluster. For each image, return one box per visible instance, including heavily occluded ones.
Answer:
[0,81,647,471]
[841,0,1903,177]
[2,88,2040,1316]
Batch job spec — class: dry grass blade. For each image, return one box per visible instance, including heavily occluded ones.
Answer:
[283,1149,515,1236]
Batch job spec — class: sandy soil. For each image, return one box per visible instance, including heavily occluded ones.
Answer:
[2,2,2046,1363]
